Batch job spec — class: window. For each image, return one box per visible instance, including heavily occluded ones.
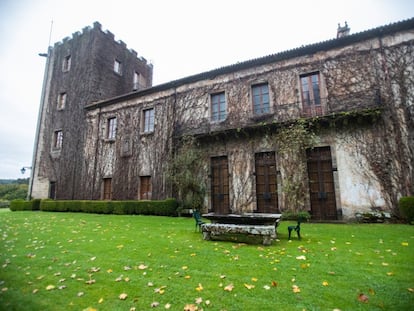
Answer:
[103,178,112,200]
[57,92,67,109]
[114,59,122,75]
[133,72,139,90]
[143,108,154,133]
[211,92,226,122]
[53,130,63,150]
[62,55,71,72]
[300,72,321,107]
[252,83,270,114]
[107,117,117,139]
[140,176,152,200]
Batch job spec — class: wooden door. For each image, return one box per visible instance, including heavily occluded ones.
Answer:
[255,152,279,213]
[306,147,337,220]
[211,156,230,214]
[140,176,152,200]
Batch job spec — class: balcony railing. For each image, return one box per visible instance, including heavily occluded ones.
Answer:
[175,90,381,137]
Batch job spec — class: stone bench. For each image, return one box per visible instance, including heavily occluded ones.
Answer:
[201,223,277,245]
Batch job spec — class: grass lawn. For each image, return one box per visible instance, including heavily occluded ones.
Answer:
[0,211,413,311]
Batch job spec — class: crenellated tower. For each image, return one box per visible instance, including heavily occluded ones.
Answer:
[30,22,153,199]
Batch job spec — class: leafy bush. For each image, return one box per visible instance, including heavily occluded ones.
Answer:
[399,196,414,224]
[282,210,311,221]
[39,199,178,216]
[10,199,40,211]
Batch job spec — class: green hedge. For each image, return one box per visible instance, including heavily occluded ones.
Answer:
[10,199,41,211]
[399,196,414,224]
[39,199,178,216]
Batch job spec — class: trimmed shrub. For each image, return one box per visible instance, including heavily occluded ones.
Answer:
[10,199,41,211]
[39,199,178,216]
[399,196,414,224]
[282,210,311,221]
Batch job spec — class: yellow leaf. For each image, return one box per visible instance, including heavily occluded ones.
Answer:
[382,262,389,266]
[98,298,104,304]
[244,283,255,290]
[292,285,301,293]
[386,272,394,276]
[182,266,188,270]
[251,277,258,282]
[119,293,128,300]
[195,297,203,304]
[165,303,171,309]
[296,255,306,260]
[195,283,203,291]
[408,288,414,292]
[322,281,329,286]
[46,285,55,291]
[224,283,234,292]
[138,264,148,270]
[184,275,191,279]
[183,304,198,311]
[401,242,409,246]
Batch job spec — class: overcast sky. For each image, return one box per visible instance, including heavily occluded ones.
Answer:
[0,0,413,179]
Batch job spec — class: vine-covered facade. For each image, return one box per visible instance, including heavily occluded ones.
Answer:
[31,19,414,220]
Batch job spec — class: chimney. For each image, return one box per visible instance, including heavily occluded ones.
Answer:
[337,21,350,38]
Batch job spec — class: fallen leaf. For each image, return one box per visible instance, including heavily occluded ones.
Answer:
[322,281,329,286]
[195,297,203,304]
[46,285,55,291]
[195,283,203,291]
[165,303,171,309]
[244,283,255,290]
[98,298,104,304]
[408,288,414,292]
[151,301,160,308]
[224,283,234,292]
[32,289,39,294]
[251,277,258,282]
[77,292,84,297]
[85,279,96,285]
[138,264,148,270]
[382,262,389,266]
[401,242,408,246]
[107,269,113,273]
[271,281,278,287]
[296,255,306,260]
[358,293,369,303]
[119,293,128,300]
[292,285,301,293]
[183,304,198,311]
[263,285,271,290]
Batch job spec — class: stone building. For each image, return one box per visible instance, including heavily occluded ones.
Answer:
[31,19,414,221]
[30,22,153,200]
